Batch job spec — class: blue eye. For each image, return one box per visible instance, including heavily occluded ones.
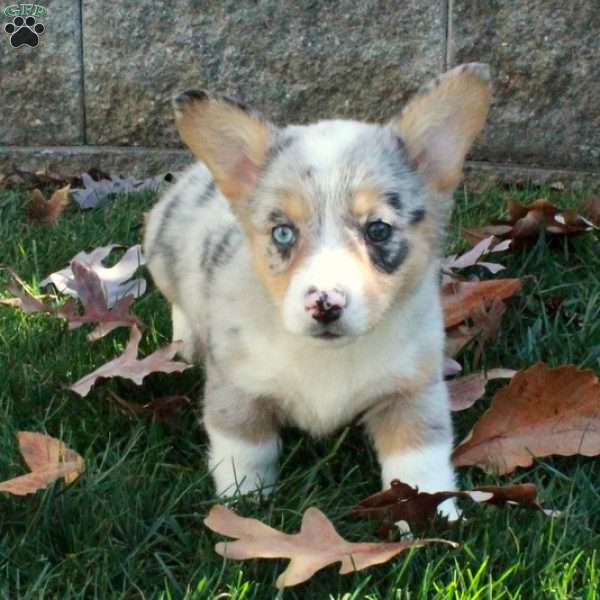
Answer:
[365,220,392,243]
[272,224,297,247]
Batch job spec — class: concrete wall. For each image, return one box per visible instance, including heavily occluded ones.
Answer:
[1,1,598,189]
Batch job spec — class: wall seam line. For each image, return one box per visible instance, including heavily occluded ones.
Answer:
[78,0,87,145]
[445,0,454,70]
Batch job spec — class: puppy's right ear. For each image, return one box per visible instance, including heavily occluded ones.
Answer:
[173,90,274,203]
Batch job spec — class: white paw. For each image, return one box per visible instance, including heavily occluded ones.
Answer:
[214,465,277,498]
[207,429,280,499]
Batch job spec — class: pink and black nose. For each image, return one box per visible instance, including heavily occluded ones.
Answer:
[304,287,347,324]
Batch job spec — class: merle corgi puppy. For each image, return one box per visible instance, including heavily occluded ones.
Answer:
[144,63,491,518]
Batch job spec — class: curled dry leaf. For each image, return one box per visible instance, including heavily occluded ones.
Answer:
[444,299,508,363]
[442,278,522,329]
[452,363,600,474]
[581,198,600,227]
[27,185,71,225]
[448,368,516,411]
[108,391,191,427]
[1,268,55,314]
[462,198,597,248]
[469,299,507,366]
[41,244,146,308]
[59,261,143,341]
[204,504,455,589]
[0,432,84,496]
[1,266,140,340]
[69,325,190,397]
[72,172,171,209]
[0,165,112,191]
[442,236,510,284]
[352,480,552,535]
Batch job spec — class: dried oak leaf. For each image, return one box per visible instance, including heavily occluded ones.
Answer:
[0,432,84,496]
[444,299,508,362]
[59,261,143,341]
[1,268,56,314]
[204,505,455,589]
[27,185,70,225]
[581,198,600,227]
[452,363,600,474]
[352,480,553,535]
[469,299,507,365]
[442,278,522,329]
[69,325,190,397]
[0,166,77,190]
[72,172,170,209]
[446,368,516,412]
[108,391,191,427]
[41,244,146,308]
[462,198,597,247]
[442,236,510,283]
[448,368,516,411]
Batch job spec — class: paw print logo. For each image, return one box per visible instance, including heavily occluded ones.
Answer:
[4,16,45,48]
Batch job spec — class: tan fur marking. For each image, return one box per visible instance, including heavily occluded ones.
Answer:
[393,63,491,193]
[281,192,310,223]
[175,95,272,203]
[363,366,449,460]
[250,232,308,306]
[352,189,380,219]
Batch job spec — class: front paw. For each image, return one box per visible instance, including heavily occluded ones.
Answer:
[207,428,281,500]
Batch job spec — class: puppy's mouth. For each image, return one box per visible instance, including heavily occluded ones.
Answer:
[312,331,343,340]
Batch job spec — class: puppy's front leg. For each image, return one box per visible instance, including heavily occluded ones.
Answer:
[364,381,459,520]
[203,377,281,497]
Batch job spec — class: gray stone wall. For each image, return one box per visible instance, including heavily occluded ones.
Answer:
[1,1,598,188]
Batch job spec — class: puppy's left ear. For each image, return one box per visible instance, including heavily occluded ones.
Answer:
[173,90,274,203]
[391,63,491,194]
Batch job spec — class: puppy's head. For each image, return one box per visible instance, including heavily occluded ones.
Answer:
[174,64,491,341]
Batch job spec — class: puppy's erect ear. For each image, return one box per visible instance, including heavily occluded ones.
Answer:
[173,90,273,202]
[391,63,491,194]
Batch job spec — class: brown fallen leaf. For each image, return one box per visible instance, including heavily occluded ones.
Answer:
[352,480,553,535]
[581,198,600,227]
[0,165,111,191]
[448,368,516,411]
[59,261,143,341]
[108,391,191,426]
[462,198,596,248]
[442,278,522,329]
[1,268,55,314]
[452,363,600,474]
[469,299,507,366]
[204,505,455,589]
[445,299,508,362]
[0,432,84,496]
[27,185,70,225]
[69,325,190,397]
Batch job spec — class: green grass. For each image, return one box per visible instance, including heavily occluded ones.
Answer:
[0,182,599,599]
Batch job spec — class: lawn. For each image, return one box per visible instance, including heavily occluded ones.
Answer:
[0,181,598,599]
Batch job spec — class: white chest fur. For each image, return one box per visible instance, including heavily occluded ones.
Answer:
[213,264,444,436]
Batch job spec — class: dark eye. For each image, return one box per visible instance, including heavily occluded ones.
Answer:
[272,224,296,247]
[365,220,392,243]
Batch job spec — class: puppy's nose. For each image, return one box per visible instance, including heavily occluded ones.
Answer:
[304,287,347,324]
